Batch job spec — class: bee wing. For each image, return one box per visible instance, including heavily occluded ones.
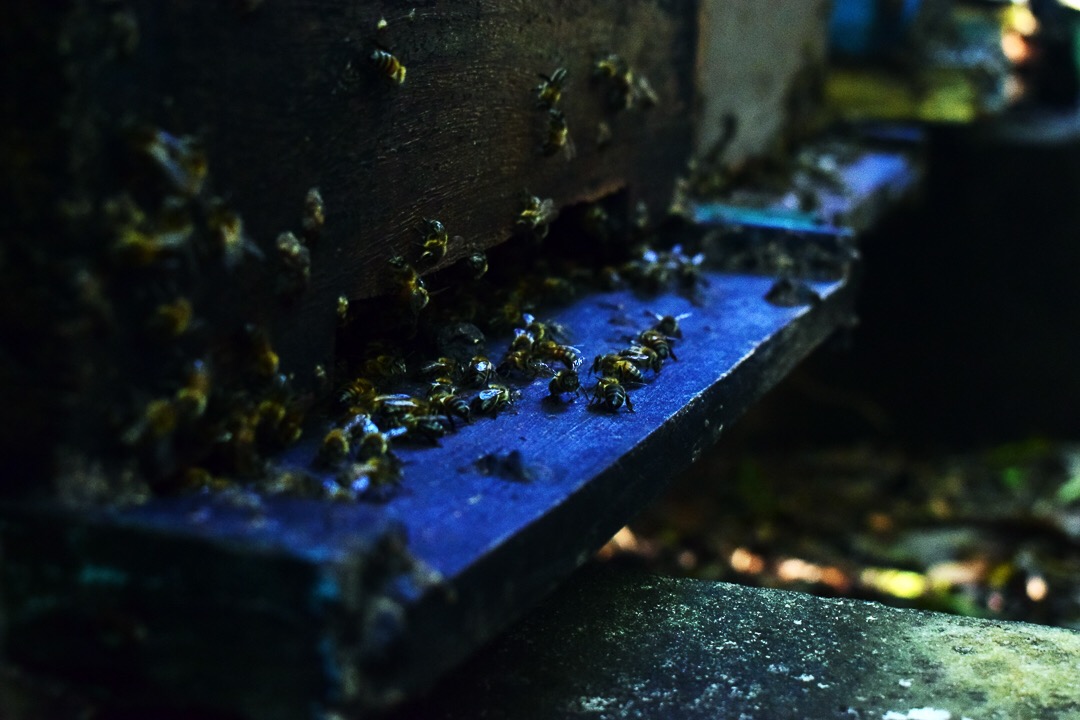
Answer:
[562,134,577,161]
[532,360,557,378]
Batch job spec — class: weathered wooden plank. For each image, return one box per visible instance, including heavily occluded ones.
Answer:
[0,266,855,718]
[0,0,699,490]
[69,0,696,371]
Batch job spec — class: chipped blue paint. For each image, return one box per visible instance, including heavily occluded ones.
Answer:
[688,203,853,237]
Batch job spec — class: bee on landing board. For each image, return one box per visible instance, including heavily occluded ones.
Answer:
[589,376,634,413]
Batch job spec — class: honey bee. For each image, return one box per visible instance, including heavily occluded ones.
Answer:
[673,249,706,294]
[363,354,407,383]
[346,414,405,459]
[535,339,582,369]
[276,231,311,296]
[462,355,496,387]
[175,359,211,419]
[340,377,378,409]
[591,354,645,385]
[372,393,427,423]
[619,345,663,374]
[209,201,262,270]
[302,187,325,241]
[498,350,553,378]
[548,369,582,399]
[134,128,207,197]
[542,108,575,159]
[338,456,402,498]
[280,413,306,448]
[107,195,192,266]
[419,218,449,267]
[371,48,406,85]
[463,251,488,279]
[419,356,459,380]
[388,255,429,316]
[318,427,351,465]
[354,427,397,459]
[594,53,634,109]
[402,413,454,442]
[509,328,536,354]
[637,329,677,361]
[590,376,634,413]
[593,53,654,110]
[428,391,471,423]
[255,400,286,438]
[211,407,262,477]
[594,53,627,81]
[427,378,457,398]
[375,9,416,31]
[246,325,280,378]
[256,398,305,448]
[472,384,519,416]
[152,297,193,337]
[651,312,689,339]
[522,313,570,344]
[517,194,557,239]
[122,397,177,445]
[535,67,567,109]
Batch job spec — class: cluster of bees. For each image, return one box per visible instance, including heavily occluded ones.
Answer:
[535,67,574,159]
[46,111,706,506]
[312,304,688,500]
[588,313,684,413]
[303,189,709,501]
[46,124,336,500]
[32,12,703,505]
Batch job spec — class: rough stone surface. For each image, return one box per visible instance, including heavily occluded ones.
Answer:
[391,566,1080,719]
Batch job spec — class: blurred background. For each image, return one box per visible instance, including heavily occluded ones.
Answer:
[599,0,1080,631]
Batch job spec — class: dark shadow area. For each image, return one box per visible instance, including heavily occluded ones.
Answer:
[611,114,1080,629]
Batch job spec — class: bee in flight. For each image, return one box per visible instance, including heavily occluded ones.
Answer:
[535,67,567,109]
[371,47,406,85]
[518,194,557,239]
